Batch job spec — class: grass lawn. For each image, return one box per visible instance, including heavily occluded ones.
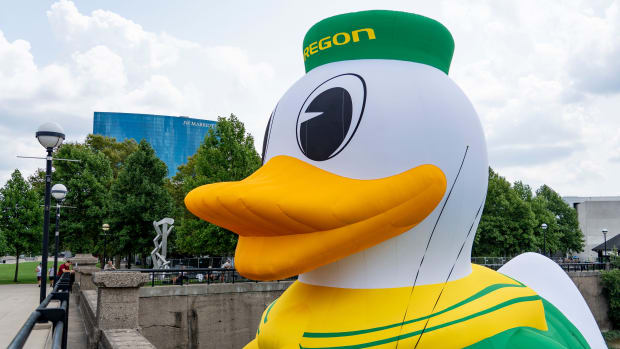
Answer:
[0,261,40,284]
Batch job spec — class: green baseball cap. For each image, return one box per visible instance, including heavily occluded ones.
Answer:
[302,10,454,74]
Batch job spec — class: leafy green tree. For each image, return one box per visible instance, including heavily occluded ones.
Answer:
[0,170,42,281]
[512,180,557,254]
[474,169,584,258]
[0,231,7,256]
[174,115,261,256]
[474,168,537,256]
[108,139,174,266]
[512,181,533,202]
[530,195,558,254]
[535,185,584,254]
[27,169,46,200]
[86,134,138,178]
[53,143,113,253]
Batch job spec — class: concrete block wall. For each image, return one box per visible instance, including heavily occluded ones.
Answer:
[568,271,612,331]
[138,282,291,349]
[78,272,155,349]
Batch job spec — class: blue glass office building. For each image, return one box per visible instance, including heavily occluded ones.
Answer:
[93,112,216,176]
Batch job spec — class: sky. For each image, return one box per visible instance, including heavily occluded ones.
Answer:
[0,0,619,196]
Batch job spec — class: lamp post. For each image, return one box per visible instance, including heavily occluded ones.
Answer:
[102,223,109,270]
[541,223,548,257]
[602,228,608,263]
[36,122,65,303]
[51,183,67,285]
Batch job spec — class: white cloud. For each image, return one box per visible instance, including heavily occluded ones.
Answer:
[0,0,279,186]
[0,0,619,197]
[0,31,38,99]
[443,0,620,195]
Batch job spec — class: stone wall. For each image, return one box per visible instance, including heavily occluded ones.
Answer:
[78,272,155,349]
[568,271,612,331]
[138,282,292,349]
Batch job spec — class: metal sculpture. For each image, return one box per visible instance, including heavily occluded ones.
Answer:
[151,218,174,269]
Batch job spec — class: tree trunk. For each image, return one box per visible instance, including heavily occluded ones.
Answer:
[127,254,131,269]
[114,255,121,270]
[13,249,19,282]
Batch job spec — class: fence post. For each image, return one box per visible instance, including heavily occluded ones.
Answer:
[92,272,149,331]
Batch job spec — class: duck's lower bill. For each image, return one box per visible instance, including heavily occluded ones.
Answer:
[184,155,447,280]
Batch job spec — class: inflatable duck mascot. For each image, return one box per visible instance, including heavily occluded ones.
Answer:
[185,10,606,349]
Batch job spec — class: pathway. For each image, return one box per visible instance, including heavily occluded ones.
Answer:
[0,284,49,348]
[68,293,87,347]
[0,283,87,347]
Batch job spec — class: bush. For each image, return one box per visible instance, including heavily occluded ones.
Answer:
[611,252,620,269]
[601,269,620,329]
[603,330,620,342]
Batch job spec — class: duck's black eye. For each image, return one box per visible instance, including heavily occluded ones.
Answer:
[296,74,366,161]
[261,109,275,164]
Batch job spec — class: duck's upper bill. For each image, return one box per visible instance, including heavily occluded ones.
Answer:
[185,155,447,280]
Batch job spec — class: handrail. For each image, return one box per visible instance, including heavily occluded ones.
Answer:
[112,267,297,287]
[6,311,41,349]
[476,261,609,272]
[8,272,72,349]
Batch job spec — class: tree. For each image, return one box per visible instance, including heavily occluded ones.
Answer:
[512,180,557,254]
[0,170,42,281]
[174,114,261,256]
[53,143,113,253]
[530,195,558,254]
[474,168,537,256]
[512,181,533,202]
[473,168,584,258]
[108,139,174,266]
[0,231,7,256]
[535,185,584,254]
[85,134,138,178]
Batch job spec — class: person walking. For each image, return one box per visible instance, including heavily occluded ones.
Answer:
[36,263,42,287]
[48,265,55,287]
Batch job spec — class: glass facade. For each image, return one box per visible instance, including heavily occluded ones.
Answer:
[93,112,216,177]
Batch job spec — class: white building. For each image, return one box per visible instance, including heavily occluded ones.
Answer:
[563,196,620,261]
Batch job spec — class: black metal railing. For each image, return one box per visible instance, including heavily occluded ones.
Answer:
[115,268,297,287]
[475,261,609,272]
[166,257,234,269]
[558,262,607,272]
[8,272,71,349]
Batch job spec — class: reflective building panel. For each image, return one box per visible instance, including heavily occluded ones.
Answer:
[93,112,216,177]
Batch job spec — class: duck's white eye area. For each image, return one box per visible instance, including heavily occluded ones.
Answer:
[296,73,366,161]
[261,107,276,164]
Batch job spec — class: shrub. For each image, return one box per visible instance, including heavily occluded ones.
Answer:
[601,269,620,328]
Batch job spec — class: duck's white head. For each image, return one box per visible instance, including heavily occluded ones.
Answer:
[186,10,488,289]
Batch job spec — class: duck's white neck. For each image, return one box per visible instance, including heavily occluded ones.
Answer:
[299,196,480,289]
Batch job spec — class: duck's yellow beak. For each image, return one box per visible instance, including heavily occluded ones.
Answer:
[185,155,446,280]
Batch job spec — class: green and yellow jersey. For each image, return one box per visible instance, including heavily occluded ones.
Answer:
[247,265,588,349]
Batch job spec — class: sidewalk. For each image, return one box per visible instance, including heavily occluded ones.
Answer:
[0,283,87,347]
[0,284,49,347]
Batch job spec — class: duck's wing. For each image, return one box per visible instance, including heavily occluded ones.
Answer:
[498,252,606,349]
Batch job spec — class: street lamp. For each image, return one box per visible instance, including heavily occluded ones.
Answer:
[541,223,548,257]
[602,228,608,263]
[51,183,67,285]
[36,122,65,303]
[102,223,110,270]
